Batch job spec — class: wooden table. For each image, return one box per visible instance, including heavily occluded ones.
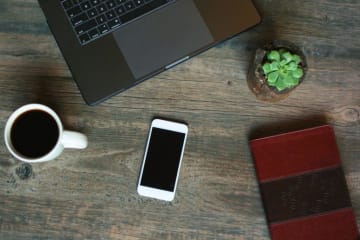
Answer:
[1,0,359,239]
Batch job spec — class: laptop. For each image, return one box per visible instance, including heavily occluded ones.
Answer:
[38,0,261,105]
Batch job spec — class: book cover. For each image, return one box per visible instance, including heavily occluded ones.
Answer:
[250,125,359,240]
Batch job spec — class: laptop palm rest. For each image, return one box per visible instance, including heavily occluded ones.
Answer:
[113,0,214,79]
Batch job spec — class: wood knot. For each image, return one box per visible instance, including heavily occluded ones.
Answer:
[16,163,33,180]
[329,106,360,124]
[342,108,359,122]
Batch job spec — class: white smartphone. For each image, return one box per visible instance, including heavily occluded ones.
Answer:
[137,119,188,201]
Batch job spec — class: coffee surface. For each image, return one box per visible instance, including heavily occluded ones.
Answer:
[11,110,59,158]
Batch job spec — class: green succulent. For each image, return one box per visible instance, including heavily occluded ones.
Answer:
[262,49,304,91]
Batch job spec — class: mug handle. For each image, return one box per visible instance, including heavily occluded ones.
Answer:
[61,130,88,149]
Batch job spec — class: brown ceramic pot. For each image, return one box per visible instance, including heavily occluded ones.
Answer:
[247,40,307,102]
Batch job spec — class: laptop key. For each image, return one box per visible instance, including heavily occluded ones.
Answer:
[107,0,116,8]
[80,1,91,10]
[79,33,90,44]
[71,12,89,26]
[115,5,125,15]
[98,23,109,34]
[67,6,82,17]
[108,18,121,29]
[72,0,81,5]
[115,0,127,4]
[88,28,100,39]
[96,4,107,13]
[75,19,97,34]
[134,0,145,6]
[62,0,74,9]
[96,14,106,24]
[125,1,135,11]
[87,8,98,18]
[106,10,116,19]
[90,0,100,5]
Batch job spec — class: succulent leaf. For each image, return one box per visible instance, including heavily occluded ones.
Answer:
[280,59,288,66]
[276,77,288,91]
[282,51,293,63]
[292,68,304,78]
[292,77,300,86]
[268,51,280,62]
[287,62,298,71]
[283,75,295,86]
[292,55,301,65]
[270,62,279,71]
[268,71,279,84]
[262,63,272,74]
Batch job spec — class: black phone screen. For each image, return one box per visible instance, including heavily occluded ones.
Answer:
[140,127,186,191]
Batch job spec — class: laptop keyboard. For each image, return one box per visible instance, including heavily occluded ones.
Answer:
[61,0,173,45]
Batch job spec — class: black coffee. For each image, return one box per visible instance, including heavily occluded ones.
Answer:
[11,110,59,158]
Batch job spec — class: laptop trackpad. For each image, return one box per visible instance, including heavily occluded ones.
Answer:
[113,0,213,79]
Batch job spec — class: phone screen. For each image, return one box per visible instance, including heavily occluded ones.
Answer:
[140,127,186,191]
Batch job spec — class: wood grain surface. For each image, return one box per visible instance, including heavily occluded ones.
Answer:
[0,0,359,239]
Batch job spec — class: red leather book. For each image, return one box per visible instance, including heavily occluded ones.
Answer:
[250,125,359,240]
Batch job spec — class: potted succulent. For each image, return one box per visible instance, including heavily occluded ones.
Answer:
[247,40,307,102]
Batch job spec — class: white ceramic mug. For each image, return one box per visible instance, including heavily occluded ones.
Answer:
[4,104,88,163]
